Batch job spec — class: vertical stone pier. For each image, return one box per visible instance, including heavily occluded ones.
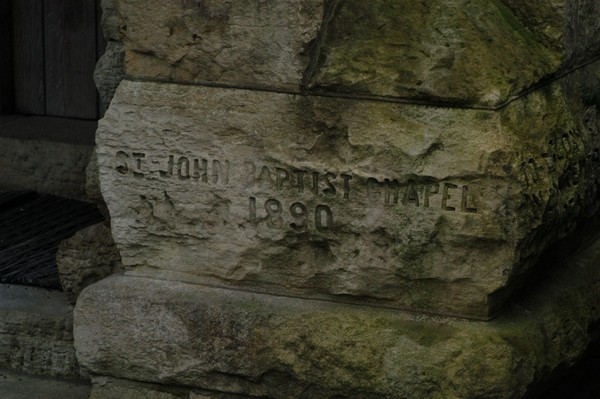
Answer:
[76,1,600,397]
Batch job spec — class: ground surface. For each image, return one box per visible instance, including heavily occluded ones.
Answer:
[0,369,90,399]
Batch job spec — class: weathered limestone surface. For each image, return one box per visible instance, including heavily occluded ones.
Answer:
[113,0,600,106]
[94,40,125,114]
[0,369,91,399]
[85,1,600,396]
[96,56,600,318]
[89,376,246,399]
[56,223,123,305]
[90,377,188,399]
[0,138,92,200]
[120,0,324,90]
[308,0,600,106]
[310,0,559,105]
[0,285,80,378]
[74,234,600,399]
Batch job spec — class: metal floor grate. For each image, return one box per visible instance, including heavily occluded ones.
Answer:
[0,192,104,289]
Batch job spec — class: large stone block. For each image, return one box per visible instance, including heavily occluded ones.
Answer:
[96,56,600,318]
[119,0,323,90]
[0,117,95,200]
[74,235,600,398]
[56,223,123,305]
[115,0,600,107]
[0,285,80,378]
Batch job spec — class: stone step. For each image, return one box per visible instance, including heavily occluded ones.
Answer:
[0,115,95,201]
[0,369,90,399]
[74,233,600,398]
[0,284,80,378]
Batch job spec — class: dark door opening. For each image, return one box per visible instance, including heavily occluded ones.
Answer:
[0,0,107,290]
[1,0,106,119]
[0,192,104,289]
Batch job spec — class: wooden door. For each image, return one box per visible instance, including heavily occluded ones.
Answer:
[9,0,105,119]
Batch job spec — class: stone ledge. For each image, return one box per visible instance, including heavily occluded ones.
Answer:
[0,285,81,378]
[0,368,90,399]
[0,116,96,145]
[0,135,93,201]
[74,233,600,399]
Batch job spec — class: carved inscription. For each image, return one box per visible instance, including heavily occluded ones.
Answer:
[249,197,333,231]
[115,151,230,185]
[114,151,480,233]
[365,177,477,213]
[519,130,600,218]
[239,162,352,199]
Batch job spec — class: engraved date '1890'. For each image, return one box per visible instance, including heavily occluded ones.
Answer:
[114,150,479,232]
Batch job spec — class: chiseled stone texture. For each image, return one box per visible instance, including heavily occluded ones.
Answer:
[308,0,600,106]
[310,0,560,106]
[94,40,125,115]
[74,235,600,399]
[56,222,123,305]
[89,376,252,399]
[114,0,600,107]
[90,376,187,399]
[0,285,80,378]
[96,57,600,318]
[0,369,91,399]
[120,0,323,90]
[0,137,93,201]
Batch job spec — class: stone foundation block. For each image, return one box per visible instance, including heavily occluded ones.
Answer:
[74,235,600,399]
[97,58,600,318]
[0,285,80,378]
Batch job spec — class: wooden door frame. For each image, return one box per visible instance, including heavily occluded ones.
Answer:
[1,0,105,119]
[0,0,14,114]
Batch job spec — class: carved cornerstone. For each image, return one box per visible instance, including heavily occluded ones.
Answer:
[96,56,600,319]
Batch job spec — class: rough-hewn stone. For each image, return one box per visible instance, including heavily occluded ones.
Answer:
[0,369,91,399]
[94,40,125,115]
[90,377,187,399]
[100,0,124,42]
[89,376,255,399]
[96,56,600,318]
[0,136,93,201]
[56,223,123,305]
[120,0,323,90]
[114,0,600,107]
[0,285,80,378]
[310,0,560,106]
[74,233,600,399]
[86,1,600,396]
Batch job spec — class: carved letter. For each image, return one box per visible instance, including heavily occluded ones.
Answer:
[341,174,352,199]
[461,186,477,213]
[131,152,145,178]
[402,180,419,206]
[442,183,457,211]
[115,151,129,175]
[212,160,230,185]
[258,166,273,189]
[423,183,439,208]
[177,156,190,180]
[312,172,320,196]
[248,197,257,227]
[367,177,381,203]
[275,168,289,191]
[384,179,400,206]
[315,205,333,231]
[323,173,337,197]
[241,161,256,189]
[292,169,307,194]
[159,155,174,178]
[193,159,208,183]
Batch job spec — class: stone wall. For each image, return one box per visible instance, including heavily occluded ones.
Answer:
[79,1,600,397]
[93,0,600,319]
